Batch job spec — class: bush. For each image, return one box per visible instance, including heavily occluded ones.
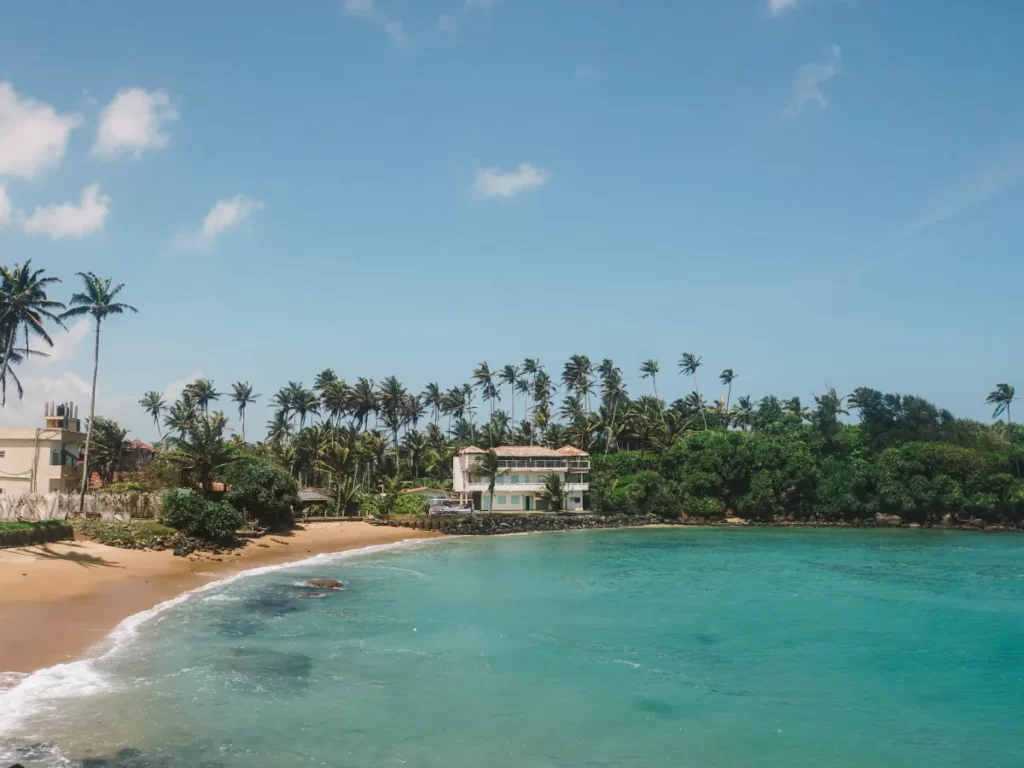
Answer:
[74,519,176,548]
[161,489,243,543]
[626,470,682,518]
[219,457,300,524]
[683,495,726,518]
[356,491,383,517]
[97,481,150,494]
[392,493,429,516]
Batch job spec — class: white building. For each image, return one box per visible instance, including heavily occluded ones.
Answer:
[453,445,590,512]
[0,402,85,494]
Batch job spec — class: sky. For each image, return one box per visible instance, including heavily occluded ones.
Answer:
[1,0,1022,441]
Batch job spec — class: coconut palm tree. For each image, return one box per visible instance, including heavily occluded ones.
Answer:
[640,359,660,399]
[783,396,810,422]
[732,395,753,431]
[139,391,167,439]
[313,368,337,393]
[321,379,349,428]
[719,368,737,423]
[473,363,500,441]
[230,381,259,442]
[499,364,521,427]
[293,387,320,430]
[60,273,137,512]
[539,473,566,512]
[348,378,378,432]
[164,398,198,439]
[986,383,1017,424]
[378,376,408,462]
[475,449,501,513]
[422,382,444,425]
[187,379,221,414]
[678,353,707,430]
[562,355,594,411]
[0,261,65,406]
[166,412,238,495]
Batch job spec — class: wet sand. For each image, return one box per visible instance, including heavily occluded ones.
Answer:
[0,522,441,674]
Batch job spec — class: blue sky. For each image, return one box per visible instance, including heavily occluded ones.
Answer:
[1,0,1022,439]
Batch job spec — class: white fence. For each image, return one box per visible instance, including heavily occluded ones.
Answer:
[0,492,163,522]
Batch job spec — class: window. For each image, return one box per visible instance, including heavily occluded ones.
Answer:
[497,476,505,485]
[51,448,61,466]
[0,450,5,458]
[511,474,519,484]
[511,496,520,506]
[481,496,490,511]
[497,496,507,505]
[571,497,581,503]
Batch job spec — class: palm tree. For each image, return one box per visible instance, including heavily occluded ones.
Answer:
[732,395,753,431]
[348,378,378,431]
[473,363,500,442]
[165,398,198,438]
[139,391,167,439]
[719,368,737,423]
[475,449,501,513]
[422,382,444,425]
[313,368,337,393]
[230,382,259,442]
[60,273,137,512]
[88,416,129,485]
[539,473,566,512]
[522,358,543,438]
[640,359,660,399]
[187,379,221,414]
[499,364,521,427]
[986,383,1017,424]
[783,396,810,422]
[562,355,594,411]
[0,261,65,406]
[678,353,707,430]
[378,376,409,463]
[321,379,349,428]
[293,387,320,429]
[166,412,238,495]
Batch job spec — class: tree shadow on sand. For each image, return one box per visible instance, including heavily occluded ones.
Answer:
[13,543,123,569]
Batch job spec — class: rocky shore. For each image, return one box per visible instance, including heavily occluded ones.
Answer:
[375,512,1024,535]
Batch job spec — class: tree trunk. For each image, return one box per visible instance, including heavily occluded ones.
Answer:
[725,383,732,430]
[241,407,246,442]
[78,319,101,514]
[694,373,708,430]
[0,324,17,407]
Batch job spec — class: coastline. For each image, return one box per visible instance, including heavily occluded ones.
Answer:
[0,522,441,675]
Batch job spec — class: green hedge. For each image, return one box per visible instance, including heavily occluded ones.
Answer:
[161,489,243,543]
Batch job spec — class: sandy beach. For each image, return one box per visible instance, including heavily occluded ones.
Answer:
[0,522,441,674]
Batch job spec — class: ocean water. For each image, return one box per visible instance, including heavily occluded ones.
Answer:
[3,528,1024,767]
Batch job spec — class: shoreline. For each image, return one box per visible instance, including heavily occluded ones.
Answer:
[0,522,441,675]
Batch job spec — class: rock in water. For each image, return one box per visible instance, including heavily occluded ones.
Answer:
[305,578,343,590]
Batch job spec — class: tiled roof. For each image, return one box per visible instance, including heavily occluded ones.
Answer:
[554,445,589,456]
[126,439,155,452]
[459,445,590,458]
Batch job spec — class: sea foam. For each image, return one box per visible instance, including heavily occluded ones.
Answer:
[0,537,438,737]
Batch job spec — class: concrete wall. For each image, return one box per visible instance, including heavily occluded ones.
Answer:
[0,429,84,494]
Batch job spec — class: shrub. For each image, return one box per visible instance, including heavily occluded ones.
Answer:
[356,491,383,517]
[683,495,726,518]
[74,519,176,548]
[161,489,243,543]
[393,493,428,516]
[219,457,300,524]
[97,481,150,494]
[626,471,682,518]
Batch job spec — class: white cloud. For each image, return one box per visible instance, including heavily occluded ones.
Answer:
[161,371,203,403]
[439,0,496,32]
[785,44,841,116]
[22,183,111,240]
[0,81,83,180]
[769,0,801,15]
[343,0,407,45]
[172,194,263,252]
[0,184,10,226]
[474,163,552,199]
[45,320,91,363]
[93,87,179,158]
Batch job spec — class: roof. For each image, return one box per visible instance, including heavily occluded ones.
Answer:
[554,445,589,456]
[401,486,448,495]
[298,487,334,502]
[126,439,155,452]
[458,445,590,458]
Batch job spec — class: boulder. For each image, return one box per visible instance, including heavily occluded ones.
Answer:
[305,578,342,590]
[874,513,903,527]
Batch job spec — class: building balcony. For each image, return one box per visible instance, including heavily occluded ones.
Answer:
[466,482,588,493]
[493,459,591,472]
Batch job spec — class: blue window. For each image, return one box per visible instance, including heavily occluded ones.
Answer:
[498,496,507,505]
[497,476,505,485]
[511,474,519,484]
[511,496,520,506]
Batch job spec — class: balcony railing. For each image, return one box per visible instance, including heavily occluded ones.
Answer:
[493,459,591,471]
[466,482,588,493]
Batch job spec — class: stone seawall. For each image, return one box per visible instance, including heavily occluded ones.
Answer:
[0,523,74,549]
[375,513,671,535]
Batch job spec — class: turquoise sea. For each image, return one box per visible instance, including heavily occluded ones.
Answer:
[2,528,1024,767]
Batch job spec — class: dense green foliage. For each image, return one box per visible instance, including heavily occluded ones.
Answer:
[0,520,66,532]
[161,489,243,542]
[219,456,300,524]
[591,395,1024,523]
[392,494,429,516]
[74,519,176,547]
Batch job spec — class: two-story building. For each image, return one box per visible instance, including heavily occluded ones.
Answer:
[453,445,590,512]
[0,402,85,494]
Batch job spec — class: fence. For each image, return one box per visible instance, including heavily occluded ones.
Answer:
[0,492,163,522]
